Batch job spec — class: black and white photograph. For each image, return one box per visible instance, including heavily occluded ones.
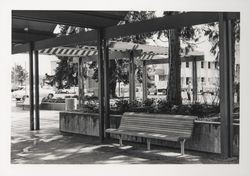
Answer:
[1,0,250,175]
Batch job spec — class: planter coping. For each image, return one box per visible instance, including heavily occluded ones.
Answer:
[59,111,240,126]
[41,102,65,104]
[60,111,99,117]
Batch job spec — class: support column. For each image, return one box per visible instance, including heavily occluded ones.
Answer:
[34,50,40,130]
[192,58,198,102]
[129,51,136,102]
[29,43,34,131]
[97,29,105,142]
[142,60,147,101]
[219,12,234,158]
[78,57,85,109]
[103,38,110,138]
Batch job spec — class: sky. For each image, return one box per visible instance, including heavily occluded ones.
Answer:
[12,54,59,76]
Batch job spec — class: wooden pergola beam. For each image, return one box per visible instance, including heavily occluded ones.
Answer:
[12,31,55,43]
[97,29,105,142]
[109,41,167,55]
[219,13,234,158]
[12,11,120,29]
[12,12,239,54]
[104,12,239,39]
[144,55,204,65]
[103,38,110,138]
[29,43,34,131]
[34,50,40,130]
[12,30,98,54]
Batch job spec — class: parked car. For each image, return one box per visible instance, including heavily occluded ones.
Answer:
[12,86,55,102]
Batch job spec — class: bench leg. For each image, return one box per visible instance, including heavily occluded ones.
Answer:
[119,135,123,146]
[180,139,186,155]
[147,139,151,150]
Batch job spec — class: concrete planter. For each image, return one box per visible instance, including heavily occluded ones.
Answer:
[59,111,239,155]
[59,111,99,136]
[65,98,77,111]
[40,102,65,111]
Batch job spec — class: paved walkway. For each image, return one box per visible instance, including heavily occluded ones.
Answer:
[11,103,239,164]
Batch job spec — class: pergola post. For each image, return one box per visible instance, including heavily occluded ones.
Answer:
[103,38,110,138]
[97,29,105,142]
[129,51,136,102]
[78,57,85,109]
[142,60,147,101]
[192,58,198,102]
[34,50,40,130]
[29,42,34,131]
[219,12,234,158]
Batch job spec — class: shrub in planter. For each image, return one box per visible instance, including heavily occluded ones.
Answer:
[42,97,65,103]
[115,99,129,114]
[82,103,98,113]
[172,105,192,115]
[143,98,154,107]
[156,99,173,113]
[128,100,142,110]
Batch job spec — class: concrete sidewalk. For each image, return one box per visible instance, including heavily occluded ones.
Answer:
[11,105,239,164]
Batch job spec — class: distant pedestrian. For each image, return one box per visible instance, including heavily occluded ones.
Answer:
[187,81,192,102]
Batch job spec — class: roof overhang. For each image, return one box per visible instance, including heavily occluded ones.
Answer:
[12,11,240,54]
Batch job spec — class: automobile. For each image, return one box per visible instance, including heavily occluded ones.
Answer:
[12,88,28,101]
[54,87,78,98]
[12,86,55,101]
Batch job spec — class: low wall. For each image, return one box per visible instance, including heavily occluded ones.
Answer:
[40,103,65,111]
[60,111,99,136]
[59,112,239,155]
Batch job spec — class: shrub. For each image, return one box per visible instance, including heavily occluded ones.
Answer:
[115,99,129,114]
[143,98,155,107]
[41,97,65,103]
[156,99,173,113]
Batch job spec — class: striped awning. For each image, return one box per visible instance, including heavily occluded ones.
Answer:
[38,42,203,61]
[39,42,168,61]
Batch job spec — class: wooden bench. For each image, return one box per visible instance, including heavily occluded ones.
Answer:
[105,112,197,155]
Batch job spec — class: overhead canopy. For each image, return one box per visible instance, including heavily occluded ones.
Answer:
[12,10,129,46]
[12,11,239,54]
[12,19,57,44]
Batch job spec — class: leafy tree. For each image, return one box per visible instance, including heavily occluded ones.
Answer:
[53,57,78,89]
[53,11,156,98]
[157,11,200,105]
[11,64,28,86]
[202,20,240,80]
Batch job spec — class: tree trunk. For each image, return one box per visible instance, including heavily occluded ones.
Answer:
[167,29,182,105]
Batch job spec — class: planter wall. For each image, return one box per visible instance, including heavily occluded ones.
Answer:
[40,102,65,111]
[60,111,99,136]
[59,112,239,155]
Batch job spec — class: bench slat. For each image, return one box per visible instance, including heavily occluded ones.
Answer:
[123,112,197,120]
[120,126,192,135]
[105,128,183,141]
[106,113,196,151]
[122,120,194,128]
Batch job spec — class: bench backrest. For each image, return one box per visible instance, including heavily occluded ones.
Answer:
[119,112,197,138]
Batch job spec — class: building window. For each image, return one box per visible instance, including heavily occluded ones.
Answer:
[159,75,167,81]
[186,77,190,85]
[215,61,218,68]
[201,77,205,83]
[208,62,211,69]
[186,62,189,68]
[201,61,204,68]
